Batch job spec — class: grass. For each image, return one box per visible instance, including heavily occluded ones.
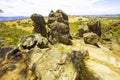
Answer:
[0,22,30,48]
[4,18,33,33]
[100,18,120,40]
[69,22,80,33]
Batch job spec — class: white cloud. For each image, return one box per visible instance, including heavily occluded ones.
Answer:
[0,0,120,16]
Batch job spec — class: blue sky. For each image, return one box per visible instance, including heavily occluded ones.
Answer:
[0,0,120,16]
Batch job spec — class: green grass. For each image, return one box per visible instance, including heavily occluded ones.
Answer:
[0,22,30,48]
[101,18,120,40]
[69,22,80,33]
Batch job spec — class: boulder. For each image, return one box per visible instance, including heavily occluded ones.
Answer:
[83,32,100,45]
[47,9,71,45]
[31,13,47,37]
[35,50,86,80]
[87,17,101,36]
[18,34,48,50]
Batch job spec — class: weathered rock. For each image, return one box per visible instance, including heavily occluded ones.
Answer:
[83,32,100,45]
[48,10,56,25]
[31,13,47,37]
[47,9,71,45]
[0,41,87,80]
[35,50,85,80]
[0,46,13,61]
[87,17,101,36]
[48,21,71,45]
[56,9,69,25]
[18,34,48,50]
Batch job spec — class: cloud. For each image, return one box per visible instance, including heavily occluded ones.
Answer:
[0,0,120,16]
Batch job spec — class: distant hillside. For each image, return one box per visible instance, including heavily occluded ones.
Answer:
[0,16,28,21]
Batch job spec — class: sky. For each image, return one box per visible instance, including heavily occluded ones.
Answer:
[0,0,120,16]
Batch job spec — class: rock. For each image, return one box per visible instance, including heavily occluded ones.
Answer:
[35,50,85,80]
[31,13,47,37]
[48,10,56,25]
[0,46,13,61]
[48,21,71,45]
[72,27,84,38]
[56,9,69,25]
[0,40,87,80]
[83,32,100,45]
[87,17,101,36]
[47,9,71,45]
[18,34,48,50]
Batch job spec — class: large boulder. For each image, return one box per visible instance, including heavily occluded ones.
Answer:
[47,9,71,45]
[31,13,47,37]
[87,17,101,36]
[35,50,85,80]
[83,32,100,45]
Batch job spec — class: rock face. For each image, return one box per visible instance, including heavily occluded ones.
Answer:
[31,13,47,37]
[47,9,71,45]
[0,33,87,80]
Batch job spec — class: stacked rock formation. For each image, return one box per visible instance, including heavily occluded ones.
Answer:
[83,17,101,45]
[87,17,101,36]
[47,9,72,45]
[31,13,47,37]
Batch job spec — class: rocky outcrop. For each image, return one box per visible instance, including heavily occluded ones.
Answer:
[80,17,101,45]
[87,17,101,36]
[31,13,47,37]
[0,33,87,80]
[47,9,71,45]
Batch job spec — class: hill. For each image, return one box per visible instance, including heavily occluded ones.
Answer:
[0,16,28,21]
